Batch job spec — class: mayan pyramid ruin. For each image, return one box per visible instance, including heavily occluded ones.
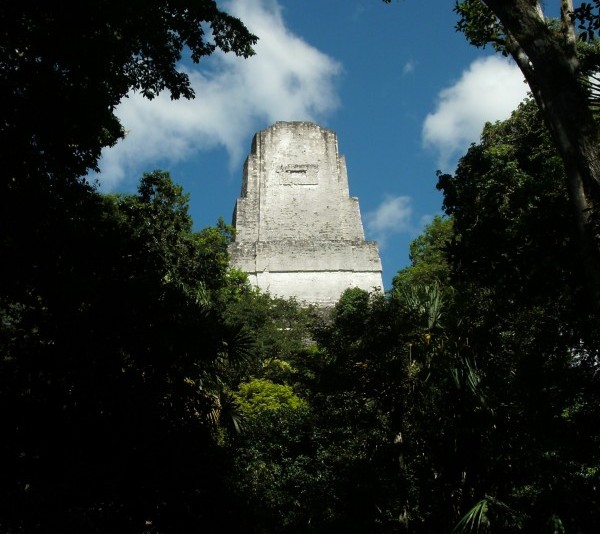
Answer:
[229,121,382,307]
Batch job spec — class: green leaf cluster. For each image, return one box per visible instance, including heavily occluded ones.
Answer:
[392,215,454,291]
[233,378,308,418]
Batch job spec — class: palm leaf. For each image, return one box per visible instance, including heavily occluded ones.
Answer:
[453,498,490,533]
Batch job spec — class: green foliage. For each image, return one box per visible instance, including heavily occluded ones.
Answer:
[223,289,320,384]
[436,98,600,532]
[392,215,454,290]
[408,216,454,269]
[453,495,529,533]
[454,0,506,53]
[454,498,491,533]
[225,287,415,532]
[262,357,297,383]
[0,15,259,527]
[437,98,583,317]
[228,405,322,533]
[330,287,373,337]
[0,2,256,184]
[399,281,445,331]
[233,378,308,418]
[220,293,336,532]
[0,171,253,532]
[195,216,237,291]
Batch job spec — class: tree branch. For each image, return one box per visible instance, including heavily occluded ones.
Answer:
[561,0,578,57]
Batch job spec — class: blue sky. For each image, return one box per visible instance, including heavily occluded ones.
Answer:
[95,0,529,289]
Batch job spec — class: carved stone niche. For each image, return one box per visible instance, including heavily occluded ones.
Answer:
[277,164,319,185]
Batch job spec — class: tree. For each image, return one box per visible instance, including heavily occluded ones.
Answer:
[222,289,321,386]
[222,296,327,533]
[0,2,256,184]
[437,100,600,533]
[454,0,600,311]
[382,0,600,310]
[227,400,319,533]
[438,98,577,311]
[392,215,454,291]
[313,284,490,532]
[0,171,253,533]
[233,378,308,417]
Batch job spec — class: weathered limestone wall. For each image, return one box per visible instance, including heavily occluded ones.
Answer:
[230,122,383,307]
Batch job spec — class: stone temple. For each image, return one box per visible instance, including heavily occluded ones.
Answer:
[229,121,383,307]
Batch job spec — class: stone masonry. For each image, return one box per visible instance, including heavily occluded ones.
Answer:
[229,121,383,307]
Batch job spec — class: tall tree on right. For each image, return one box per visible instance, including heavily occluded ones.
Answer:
[384,0,600,311]
[456,0,600,312]
[438,99,600,532]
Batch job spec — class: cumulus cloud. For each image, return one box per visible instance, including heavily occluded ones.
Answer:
[95,0,341,189]
[365,195,413,248]
[422,56,528,168]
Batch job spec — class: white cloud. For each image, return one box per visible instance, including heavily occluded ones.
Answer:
[402,60,416,75]
[95,0,341,189]
[422,55,528,169]
[365,195,413,248]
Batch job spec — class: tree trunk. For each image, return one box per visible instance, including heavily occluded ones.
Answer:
[484,0,600,314]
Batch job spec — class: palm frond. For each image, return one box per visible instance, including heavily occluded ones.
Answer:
[221,323,255,368]
[453,498,490,533]
[453,496,527,533]
[400,281,445,330]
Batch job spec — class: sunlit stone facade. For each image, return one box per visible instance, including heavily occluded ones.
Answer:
[229,121,382,307]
